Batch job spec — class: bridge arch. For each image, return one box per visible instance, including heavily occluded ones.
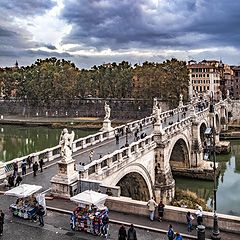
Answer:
[168,134,190,168]
[199,121,207,144]
[110,163,153,201]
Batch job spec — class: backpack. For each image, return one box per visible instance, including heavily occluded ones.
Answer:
[167,229,175,239]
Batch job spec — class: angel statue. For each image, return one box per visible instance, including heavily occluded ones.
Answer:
[104,102,111,120]
[179,93,183,102]
[59,128,75,160]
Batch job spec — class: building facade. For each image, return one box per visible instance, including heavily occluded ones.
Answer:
[188,60,223,100]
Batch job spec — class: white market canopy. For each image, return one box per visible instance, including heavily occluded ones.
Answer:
[70,190,108,207]
[4,184,43,198]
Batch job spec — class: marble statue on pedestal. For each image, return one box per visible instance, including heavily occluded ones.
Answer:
[50,128,78,198]
[179,93,183,102]
[179,93,183,107]
[104,102,111,120]
[59,128,75,161]
[100,102,113,132]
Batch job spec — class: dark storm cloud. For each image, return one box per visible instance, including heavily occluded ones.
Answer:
[0,0,56,17]
[44,44,57,50]
[0,0,57,63]
[61,0,240,50]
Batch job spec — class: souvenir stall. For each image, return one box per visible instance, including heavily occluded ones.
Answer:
[70,190,108,235]
[5,184,43,219]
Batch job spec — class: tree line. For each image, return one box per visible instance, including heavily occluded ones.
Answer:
[0,57,189,108]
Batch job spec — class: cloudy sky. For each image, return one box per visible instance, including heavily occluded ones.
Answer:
[0,0,240,69]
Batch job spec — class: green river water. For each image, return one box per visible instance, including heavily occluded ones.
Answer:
[0,124,239,215]
[0,124,96,162]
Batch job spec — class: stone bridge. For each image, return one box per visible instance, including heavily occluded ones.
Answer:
[74,97,238,203]
[1,97,240,204]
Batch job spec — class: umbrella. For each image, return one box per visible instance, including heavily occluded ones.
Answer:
[4,184,42,198]
[70,190,108,207]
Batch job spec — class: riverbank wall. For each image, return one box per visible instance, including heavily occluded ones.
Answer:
[0,98,167,120]
[106,196,240,234]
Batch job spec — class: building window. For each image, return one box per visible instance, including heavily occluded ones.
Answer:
[192,74,195,77]
[207,74,209,77]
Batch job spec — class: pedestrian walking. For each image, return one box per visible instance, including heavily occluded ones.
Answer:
[89,150,94,162]
[186,211,194,233]
[157,200,165,222]
[33,161,39,177]
[118,224,127,240]
[195,205,203,225]
[147,197,157,221]
[39,158,44,172]
[0,210,4,236]
[167,224,175,240]
[15,174,23,186]
[21,159,27,176]
[175,232,183,240]
[27,156,32,169]
[37,205,45,227]
[115,132,120,144]
[127,224,137,240]
[8,174,14,188]
[101,213,109,237]
[13,161,18,178]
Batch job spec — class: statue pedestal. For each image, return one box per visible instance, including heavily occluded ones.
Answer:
[100,119,113,132]
[179,101,183,108]
[50,158,78,198]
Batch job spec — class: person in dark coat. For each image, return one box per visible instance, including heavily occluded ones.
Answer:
[158,200,165,221]
[13,162,18,178]
[21,159,27,176]
[8,174,14,188]
[33,162,39,177]
[37,205,45,227]
[0,209,5,236]
[15,174,23,186]
[39,158,44,172]
[118,224,127,240]
[127,224,137,240]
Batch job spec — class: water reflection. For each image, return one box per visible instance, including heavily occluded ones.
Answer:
[0,124,96,162]
[175,140,240,216]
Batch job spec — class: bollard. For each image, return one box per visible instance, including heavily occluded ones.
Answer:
[197,225,205,240]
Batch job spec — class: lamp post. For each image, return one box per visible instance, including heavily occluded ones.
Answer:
[125,126,129,147]
[177,106,180,122]
[205,92,221,240]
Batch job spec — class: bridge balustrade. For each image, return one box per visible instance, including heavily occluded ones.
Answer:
[81,134,155,180]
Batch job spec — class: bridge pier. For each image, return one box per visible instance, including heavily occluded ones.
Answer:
[153,110,175,204]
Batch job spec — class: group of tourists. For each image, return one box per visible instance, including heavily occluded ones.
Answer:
[147,197,204,239]
[4,158,46,189]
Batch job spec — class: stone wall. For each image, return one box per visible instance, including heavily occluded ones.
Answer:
[106,196,240,234]
[0,99,168,119]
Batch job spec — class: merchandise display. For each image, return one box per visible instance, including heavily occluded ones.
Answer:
[70,205,109,235]
[4,184,43,220]
[70,190,109,236]
[9,196,38,219]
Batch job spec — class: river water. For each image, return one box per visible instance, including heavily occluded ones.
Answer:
[0,124,96,162]
[1,124,239,215]
[175,140,240,216]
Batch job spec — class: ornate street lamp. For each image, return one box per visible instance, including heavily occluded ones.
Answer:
[125,126,129,147]
[205,92,221,240]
